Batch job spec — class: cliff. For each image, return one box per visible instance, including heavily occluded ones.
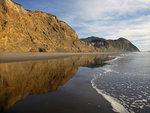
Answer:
[0,0,95,52]
[0,0,139,52]
[81,36,140,52]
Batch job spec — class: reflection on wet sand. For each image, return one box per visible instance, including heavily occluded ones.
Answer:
[0,54,112,112]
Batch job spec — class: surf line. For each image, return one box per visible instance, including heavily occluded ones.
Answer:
[91,54,130,113]
[91,74,129,113]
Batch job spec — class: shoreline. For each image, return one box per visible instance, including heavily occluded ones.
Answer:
[91,55,130,113]
[0,52,120,63]
[0,53,117,113]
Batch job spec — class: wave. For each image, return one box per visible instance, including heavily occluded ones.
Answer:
[106,53,129,64]
[102,67,113,74]
[91,74,129,113]
[106,56,121,63]
[91,53,150,113]
[121,54,129,57]
[91,53,130,113]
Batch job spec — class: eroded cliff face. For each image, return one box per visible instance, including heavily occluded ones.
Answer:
[0,54,112,111]
[0,0,95,52]
[81,36,140,52]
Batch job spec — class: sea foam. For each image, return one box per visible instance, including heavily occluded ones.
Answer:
[91,74,129,113]
[91,54,130,113]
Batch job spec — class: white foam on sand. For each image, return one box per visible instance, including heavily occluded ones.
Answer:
[91,54,131,113]
[107,53,129,63]
[91,74,129,113]
[121,54,129,57]
[101,63,119,74]
[106,55,122,64]
[102,67,113,74]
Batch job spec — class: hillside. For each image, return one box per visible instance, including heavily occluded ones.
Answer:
[0,0,95,52]
[81,36,140,52]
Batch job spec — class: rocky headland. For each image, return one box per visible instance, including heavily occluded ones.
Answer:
[0,0,139,52]
[81,36,140,52]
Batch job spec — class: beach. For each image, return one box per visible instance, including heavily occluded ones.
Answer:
[3,67,116,113]
[0,52,117,63]
[1,52,149,113]
[0,53,116,113]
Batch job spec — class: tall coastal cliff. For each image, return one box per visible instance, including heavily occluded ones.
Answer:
[0,0,95,52]
[0,0,139,52]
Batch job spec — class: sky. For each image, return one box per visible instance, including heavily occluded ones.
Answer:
[13,0,150,51]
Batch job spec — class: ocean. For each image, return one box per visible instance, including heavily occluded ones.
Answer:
[91,52,150,113]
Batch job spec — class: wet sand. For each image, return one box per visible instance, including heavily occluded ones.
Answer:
[0,53,118,113]
[2,67,116,113]
[0,52,118,63]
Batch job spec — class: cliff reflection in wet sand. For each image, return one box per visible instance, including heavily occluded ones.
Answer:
[0,54,112,112]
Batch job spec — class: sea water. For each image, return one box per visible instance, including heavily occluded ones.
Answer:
[91,52,150,113]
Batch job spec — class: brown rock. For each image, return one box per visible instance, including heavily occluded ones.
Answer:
[0,0,95,52]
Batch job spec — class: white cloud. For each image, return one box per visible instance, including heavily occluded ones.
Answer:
[62,0,150,20]
[58,0,150,51]
[103,15,150,51]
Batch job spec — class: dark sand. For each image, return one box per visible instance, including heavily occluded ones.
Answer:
[2,67,116,113]
[0,53,118,113]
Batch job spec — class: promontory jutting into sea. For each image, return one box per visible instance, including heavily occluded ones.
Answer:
[0,0,150,113]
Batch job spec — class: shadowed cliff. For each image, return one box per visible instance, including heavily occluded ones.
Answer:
[81,36,140,52]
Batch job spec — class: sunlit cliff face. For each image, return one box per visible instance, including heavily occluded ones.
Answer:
[0,54,112,112]
[0,0,96,52]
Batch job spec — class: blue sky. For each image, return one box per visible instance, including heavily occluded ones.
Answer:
[14,0,150,51]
